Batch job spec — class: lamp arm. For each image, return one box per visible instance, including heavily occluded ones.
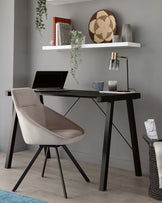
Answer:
[118,56,128,60]
[118,56,129,91]
[126,58,129,91]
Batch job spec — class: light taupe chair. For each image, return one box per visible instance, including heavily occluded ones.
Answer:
[11,88,89,198]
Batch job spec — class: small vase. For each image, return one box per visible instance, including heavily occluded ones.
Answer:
[121,24,133,42]
[82,36,86,44]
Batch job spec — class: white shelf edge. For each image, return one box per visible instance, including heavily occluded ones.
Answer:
[42,42,141,51]
[47,0,94,5]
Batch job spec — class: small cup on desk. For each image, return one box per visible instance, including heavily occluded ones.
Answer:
[108,81,117,91]
[92,81,104,91]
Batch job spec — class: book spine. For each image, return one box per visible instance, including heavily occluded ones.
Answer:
[56,23,60,46]
[53,17,56,46]
[53,17,71,46]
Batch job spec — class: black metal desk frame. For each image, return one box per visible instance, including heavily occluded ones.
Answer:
[5,90,142,191]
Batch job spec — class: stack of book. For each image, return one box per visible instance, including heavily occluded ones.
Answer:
[53,17,72,46]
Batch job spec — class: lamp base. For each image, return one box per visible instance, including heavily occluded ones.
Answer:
[100,90,135,94]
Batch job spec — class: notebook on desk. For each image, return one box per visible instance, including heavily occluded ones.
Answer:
[32,71,68,92]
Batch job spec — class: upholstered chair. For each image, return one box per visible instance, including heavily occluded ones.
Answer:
[11,88,89,198]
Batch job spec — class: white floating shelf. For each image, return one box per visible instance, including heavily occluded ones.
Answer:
[42,42,141,51]
[47,0,94,5]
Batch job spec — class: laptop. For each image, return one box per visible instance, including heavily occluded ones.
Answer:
[32,71,68,92]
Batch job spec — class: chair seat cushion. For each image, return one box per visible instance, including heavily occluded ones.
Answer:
[51,129,83,139]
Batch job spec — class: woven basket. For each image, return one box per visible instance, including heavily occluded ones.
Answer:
[143,135,162,200]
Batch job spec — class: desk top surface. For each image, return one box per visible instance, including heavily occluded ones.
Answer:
[35,89,141,102]
[7,89,141,102]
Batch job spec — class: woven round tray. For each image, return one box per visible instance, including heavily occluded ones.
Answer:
[88,9,117,43]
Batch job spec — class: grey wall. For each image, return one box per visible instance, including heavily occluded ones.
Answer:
[0,0,28,151]
[13,0,28,150]
[0,0,15,151]
[14,0,28,88]
[27,0,162,174]
[0,0,159,173]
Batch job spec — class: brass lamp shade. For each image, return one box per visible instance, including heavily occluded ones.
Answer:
[109,52,119,70]
[111,52,118,60]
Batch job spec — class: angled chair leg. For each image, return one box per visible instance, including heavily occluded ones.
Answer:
[41,146,49,177]
[12,146,43,192]
[55,147,67,199]
[43,146,51,159]
[62,145,90,182]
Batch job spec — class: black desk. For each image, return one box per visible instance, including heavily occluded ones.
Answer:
[5,89,142,191]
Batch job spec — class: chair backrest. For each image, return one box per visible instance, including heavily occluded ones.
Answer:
[12,88,40,108]
[12,88,46,126]
[12,88,47,143]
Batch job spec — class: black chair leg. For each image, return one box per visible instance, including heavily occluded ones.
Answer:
[12,146,43,192]
[41,147,49,177]
[55,147,67,199]
[62,145,90,182]
[43,146,51,159]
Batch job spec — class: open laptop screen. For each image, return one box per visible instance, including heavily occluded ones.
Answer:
[32,71,68,89]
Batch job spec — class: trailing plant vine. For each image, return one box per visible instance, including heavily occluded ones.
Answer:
[70,30,84,81]
[35,0,47,31]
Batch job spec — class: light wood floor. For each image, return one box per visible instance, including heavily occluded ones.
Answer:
[0,150,159,203]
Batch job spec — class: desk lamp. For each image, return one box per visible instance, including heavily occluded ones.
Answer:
[109,52,129,92]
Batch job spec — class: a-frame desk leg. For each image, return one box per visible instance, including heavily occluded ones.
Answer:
[5,111,18,168]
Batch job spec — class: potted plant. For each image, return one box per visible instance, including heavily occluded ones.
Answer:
[70,30,85,81]
[35,0,48,32]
